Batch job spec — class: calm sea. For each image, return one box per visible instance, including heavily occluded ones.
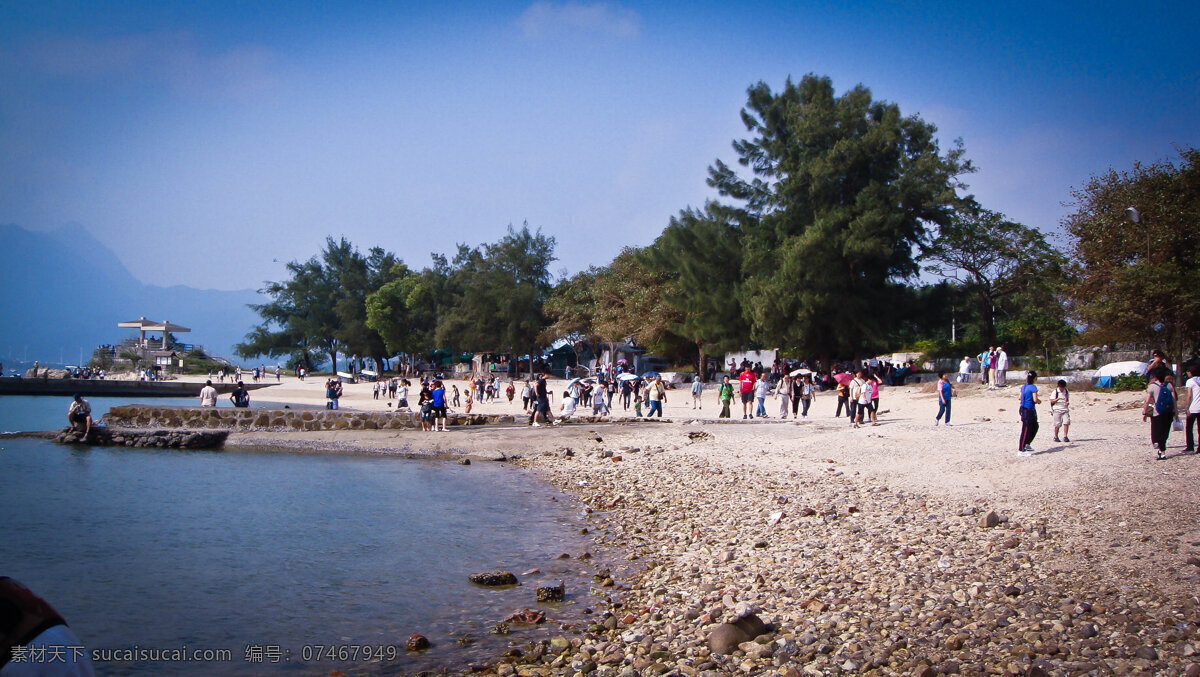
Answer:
[1,397,604,674]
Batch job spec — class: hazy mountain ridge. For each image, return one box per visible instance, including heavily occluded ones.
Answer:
[0,223,264,365]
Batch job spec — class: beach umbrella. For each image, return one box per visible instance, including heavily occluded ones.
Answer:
[1095,361,1148,378]
[641,371,660,380]
[617,373,641,382]
[833,372,854,386]
[789,367,813,377]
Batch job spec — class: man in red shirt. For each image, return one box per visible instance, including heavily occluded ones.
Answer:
[739,367,757,419]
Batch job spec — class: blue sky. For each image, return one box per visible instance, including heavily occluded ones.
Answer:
[2,1,1197,290]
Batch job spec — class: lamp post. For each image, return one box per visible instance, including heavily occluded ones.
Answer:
[1125,206,1150,260]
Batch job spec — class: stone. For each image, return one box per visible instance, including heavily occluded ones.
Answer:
[1134,646,1158,660]
[979,511,1001,528]
[405,634,430,651]
[503,608,546,624]
[706,623,749,655]
[537,581,565,602]
[470,571,519,586]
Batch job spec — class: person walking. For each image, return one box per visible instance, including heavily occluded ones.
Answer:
[957,356,971,383]
[934,370,954,426]
[199,380,218,407]
[754,372,771,418]
[835,376,850,418]
[798,375,813,418]
[739,366,757,419]
[1051,379,1072,443]
[854,370,871,427]
[776,374,794,418]
[1184,364,1200,453]
[691,376,704,409]
[1018,371,1041,456]
[230,381,250,408]
[418,381,433,431]
[995,346,1009,387]
[529,371,558,427]
[647,376,666,417]
[717,375,734,418]
[984,347,996,390]
[1143,367,1177,460]
[397,379,410,411]
[431,379,448,432]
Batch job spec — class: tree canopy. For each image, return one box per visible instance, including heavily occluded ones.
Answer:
[708,74,973,359]
[1064,147,1200,359]
[923,206,1068,346]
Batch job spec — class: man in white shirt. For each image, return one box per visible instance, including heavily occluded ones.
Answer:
[957,356,971,383]
[995,347,1009,387]
[1185,363,1200,453]
[199,380,218,407]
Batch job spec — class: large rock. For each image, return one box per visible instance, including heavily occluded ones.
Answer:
[469,571,518,586]
[536,580,565,602]
[706,613,767,655]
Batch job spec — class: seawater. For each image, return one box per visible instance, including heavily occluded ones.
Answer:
[0,393,299,434]
[1,398,605,675]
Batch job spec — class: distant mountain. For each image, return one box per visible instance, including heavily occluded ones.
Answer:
[0,223,265,366]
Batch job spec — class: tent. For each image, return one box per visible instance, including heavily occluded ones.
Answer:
[1094,360,1148,387]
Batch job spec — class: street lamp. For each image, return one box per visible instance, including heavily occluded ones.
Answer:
[1125,206,1150,260]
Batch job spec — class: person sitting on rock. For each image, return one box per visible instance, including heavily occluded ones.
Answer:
[67,394,92,436]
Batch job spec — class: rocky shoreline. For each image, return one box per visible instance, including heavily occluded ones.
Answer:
[501,429,1199,677]
[212,415,1200,676]
[117,381,1200,676]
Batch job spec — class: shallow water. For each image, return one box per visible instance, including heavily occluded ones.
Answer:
[1,437,604,674]
[0,393,299,433]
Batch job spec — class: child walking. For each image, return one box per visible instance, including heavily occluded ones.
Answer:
[1051,379,1071,443]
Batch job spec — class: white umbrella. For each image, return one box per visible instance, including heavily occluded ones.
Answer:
[789,367,813,377]
[617,373,641,382]
[1095,361,1148,378]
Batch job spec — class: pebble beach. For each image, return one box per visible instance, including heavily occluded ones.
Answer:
[205,374,1200,675]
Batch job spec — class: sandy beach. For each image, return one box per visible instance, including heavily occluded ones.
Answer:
[166,372,1200,674]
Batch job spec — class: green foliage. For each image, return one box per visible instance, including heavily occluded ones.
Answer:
[644,202,746,374]
[435,224,556,361]
[1104,373,1149,393]
[1065,147,1200,357]
[923,206,1069,346]
[238,237,399,371]
[365,263,438,357]
[708,74,972,358]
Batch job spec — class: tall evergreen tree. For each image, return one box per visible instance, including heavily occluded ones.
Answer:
[646,202,746,378]
[708,74,972,360]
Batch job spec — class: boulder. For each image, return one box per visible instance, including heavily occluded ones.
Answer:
[706,613,768,655]
[469,571,518,586]
[536,581,565,602]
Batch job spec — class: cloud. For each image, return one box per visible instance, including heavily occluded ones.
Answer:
[516,1,641,39]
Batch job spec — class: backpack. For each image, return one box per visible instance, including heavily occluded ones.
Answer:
[1155,383,1175,415]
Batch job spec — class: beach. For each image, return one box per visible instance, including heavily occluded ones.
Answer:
[171,373,1200,675]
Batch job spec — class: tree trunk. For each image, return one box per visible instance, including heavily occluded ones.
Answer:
[697,342,707,383]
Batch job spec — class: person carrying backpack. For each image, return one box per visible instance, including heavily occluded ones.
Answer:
[717,375,734,418]
[1143,366,1179,460]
